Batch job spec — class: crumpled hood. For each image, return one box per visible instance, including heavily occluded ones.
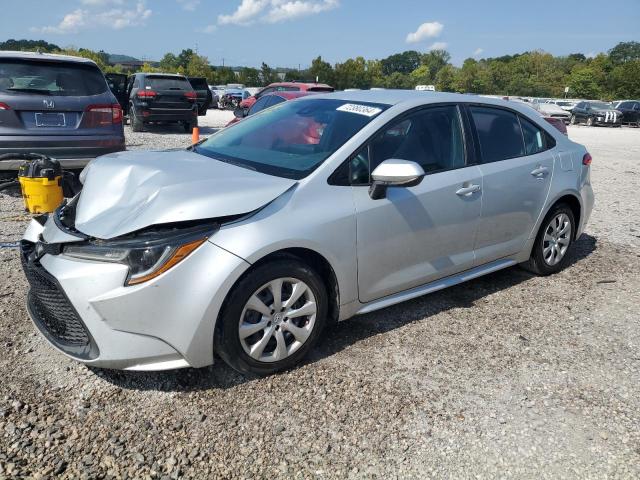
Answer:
[74,150,296,239]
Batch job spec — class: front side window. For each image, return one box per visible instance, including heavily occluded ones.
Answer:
[349,105,466,184]
[470,106,524,163]
[0,60,107,96]
[248,96,271,115]
[195,98,388,179]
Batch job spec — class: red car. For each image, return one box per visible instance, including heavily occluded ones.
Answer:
[227,91,319,127]
[239,82,334,110]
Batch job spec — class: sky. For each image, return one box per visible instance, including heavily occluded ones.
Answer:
[1,0,639,68]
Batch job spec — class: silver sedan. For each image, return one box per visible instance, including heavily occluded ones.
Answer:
[21,91,594,375]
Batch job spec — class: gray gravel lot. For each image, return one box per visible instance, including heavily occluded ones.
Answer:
[0,123,638,479]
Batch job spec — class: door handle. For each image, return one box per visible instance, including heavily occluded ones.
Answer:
[531,166,549,177]
[456,183,481,196]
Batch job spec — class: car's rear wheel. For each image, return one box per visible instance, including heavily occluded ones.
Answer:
[131,105,144,132]
[523,203,575,276]
[215,258,328,376]
[183,121,196,133]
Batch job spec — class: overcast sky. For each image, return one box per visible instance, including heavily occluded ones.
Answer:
[2,0,639,67]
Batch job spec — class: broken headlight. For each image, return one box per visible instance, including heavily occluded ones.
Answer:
[63,224,214,286]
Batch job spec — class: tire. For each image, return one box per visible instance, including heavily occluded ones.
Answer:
[570,115,577,125]
[586,116,594,127]
[183,121,196,133]
[215,258,328,376]
[522,203,576,276]
[130,106,144,132]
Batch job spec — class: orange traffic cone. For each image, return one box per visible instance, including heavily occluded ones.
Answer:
[192,126,200,144]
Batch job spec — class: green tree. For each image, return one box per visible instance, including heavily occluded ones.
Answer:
[0,38,60,52]
[334,57,370,90]
[260,62,279,85]
[435,64,457,92]
[238,67,261,86]
[381,51,422,75]
[186,54,212,79]
[159,53,179,72]
[421,49,451,79]
[409,65,432,87]
[610,60,640,98]
[568,68,602,98]
[308,56,334,85]
[608,41,640,64]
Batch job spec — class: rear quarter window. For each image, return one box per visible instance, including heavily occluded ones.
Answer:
[0,59,107,96]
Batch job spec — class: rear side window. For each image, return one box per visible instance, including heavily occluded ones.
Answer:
[248,96,271,115]
[188,78,207,89]
[470,106,524,163]
[0,60,107,96]
[146,76,191,90]
[308,87,335,92]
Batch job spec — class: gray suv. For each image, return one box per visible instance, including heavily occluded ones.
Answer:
[21,91,594,376]
[0,51,125,171]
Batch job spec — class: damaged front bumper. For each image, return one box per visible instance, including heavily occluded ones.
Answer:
[21,217,250,370]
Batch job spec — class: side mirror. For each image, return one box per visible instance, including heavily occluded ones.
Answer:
[233,107,246,118]
[369,159,425,200]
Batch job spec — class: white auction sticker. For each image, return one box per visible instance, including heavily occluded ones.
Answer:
[336,103,382,117]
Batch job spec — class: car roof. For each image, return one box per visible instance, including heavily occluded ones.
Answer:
[0,50,98,66]
[140,72,187,78]
[309,89,543,111]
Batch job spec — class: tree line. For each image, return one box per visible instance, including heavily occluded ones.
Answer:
[2,38,638,99]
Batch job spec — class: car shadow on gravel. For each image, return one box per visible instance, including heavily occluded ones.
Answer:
[90,234,597,392]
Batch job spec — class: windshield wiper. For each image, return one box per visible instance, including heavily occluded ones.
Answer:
[6,87,52,95]
[191,146,257,171]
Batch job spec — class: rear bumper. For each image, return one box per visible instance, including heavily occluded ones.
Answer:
[136,107,196,123]
[0,135,125,170]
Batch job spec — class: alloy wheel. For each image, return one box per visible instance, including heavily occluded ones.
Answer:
[542,213,571,266]
[239,278,317,363]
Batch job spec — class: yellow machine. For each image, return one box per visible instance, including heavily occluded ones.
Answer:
[14,154,64,214]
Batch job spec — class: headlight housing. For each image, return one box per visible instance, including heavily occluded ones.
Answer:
[63,224,214,286]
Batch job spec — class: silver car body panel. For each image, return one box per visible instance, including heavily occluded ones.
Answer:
[23,91,594,369]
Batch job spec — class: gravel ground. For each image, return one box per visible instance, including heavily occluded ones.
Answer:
[0,124,638,479]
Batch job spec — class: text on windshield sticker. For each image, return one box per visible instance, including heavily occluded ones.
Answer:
[337,104,382,117]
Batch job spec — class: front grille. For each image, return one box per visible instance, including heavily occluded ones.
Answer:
[20,241,98,359]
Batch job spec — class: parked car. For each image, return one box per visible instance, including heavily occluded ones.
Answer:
[535,102,572,124]
[239,82,334,109]
[126,73,198,132]
[227,91,316,126]
[219,88,244,110]
[547,99,578,112]
[187,77,213,115]
[612,100,640,126]
[415,85,436,91]
[570,101,622,127]
[0,51,124,171]
[508,98,568,135]
[21,91,594,375]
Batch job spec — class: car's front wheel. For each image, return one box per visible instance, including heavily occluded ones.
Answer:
[523,203,575,276]
[215,258,328,376]
[586,116,594,126]
[570,114,577,125]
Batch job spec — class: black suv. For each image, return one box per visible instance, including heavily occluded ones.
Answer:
[0,51,125,171]
[614,100,640,126]
[125,73,198,133]
[187,77,212,116]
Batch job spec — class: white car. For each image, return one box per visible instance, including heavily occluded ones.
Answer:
[415,85,436,92]
[547,99,578,112]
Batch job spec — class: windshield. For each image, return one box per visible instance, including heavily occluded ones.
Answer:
[146,76,191,90]
[590,101,613,110]
[195,98,388,179]
[0,60,108,96]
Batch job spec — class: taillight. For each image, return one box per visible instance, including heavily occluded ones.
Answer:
[84,104,123,127]
[0,102,10,110]
[184,91,197,101]
[582,153,592,166]
[137,90,157,99]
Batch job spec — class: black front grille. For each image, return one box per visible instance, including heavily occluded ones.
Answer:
[21,241,98,359]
